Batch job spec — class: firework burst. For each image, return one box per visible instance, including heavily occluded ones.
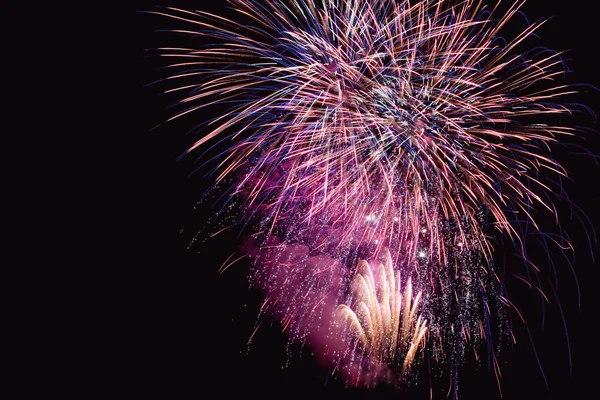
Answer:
[335,249,428,386]
[151,0,574,263]
[146,0,594,395]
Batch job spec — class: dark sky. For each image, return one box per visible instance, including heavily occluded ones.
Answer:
[130,1,600,399]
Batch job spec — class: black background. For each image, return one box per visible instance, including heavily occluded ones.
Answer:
[129,1,600,399]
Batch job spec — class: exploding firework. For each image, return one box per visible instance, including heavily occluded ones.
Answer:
[150,0,574,262]
[146,0,594,395]
[335,249,428,386]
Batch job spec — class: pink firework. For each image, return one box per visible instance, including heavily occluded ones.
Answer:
[146,0,594,395]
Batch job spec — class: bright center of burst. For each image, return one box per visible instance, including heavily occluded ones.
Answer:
[366,214,379,222]
[418,251,427,258]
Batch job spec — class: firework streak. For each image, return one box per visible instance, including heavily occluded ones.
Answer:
[148,0,592,395]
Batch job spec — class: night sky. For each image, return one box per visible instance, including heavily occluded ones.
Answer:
[130,1,600,398]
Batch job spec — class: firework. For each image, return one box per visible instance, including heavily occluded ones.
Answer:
[147,0,592,395]
[335,249,428,386]
[150,0,574,264]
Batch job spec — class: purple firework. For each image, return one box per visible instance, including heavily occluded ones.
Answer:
[146,0,595,396]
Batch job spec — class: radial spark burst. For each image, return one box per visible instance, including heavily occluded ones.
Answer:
[151,0,575,265]
[335,249,428,386]
[147,0,593,394]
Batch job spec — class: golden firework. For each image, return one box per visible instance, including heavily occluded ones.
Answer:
[336,249,428,379]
